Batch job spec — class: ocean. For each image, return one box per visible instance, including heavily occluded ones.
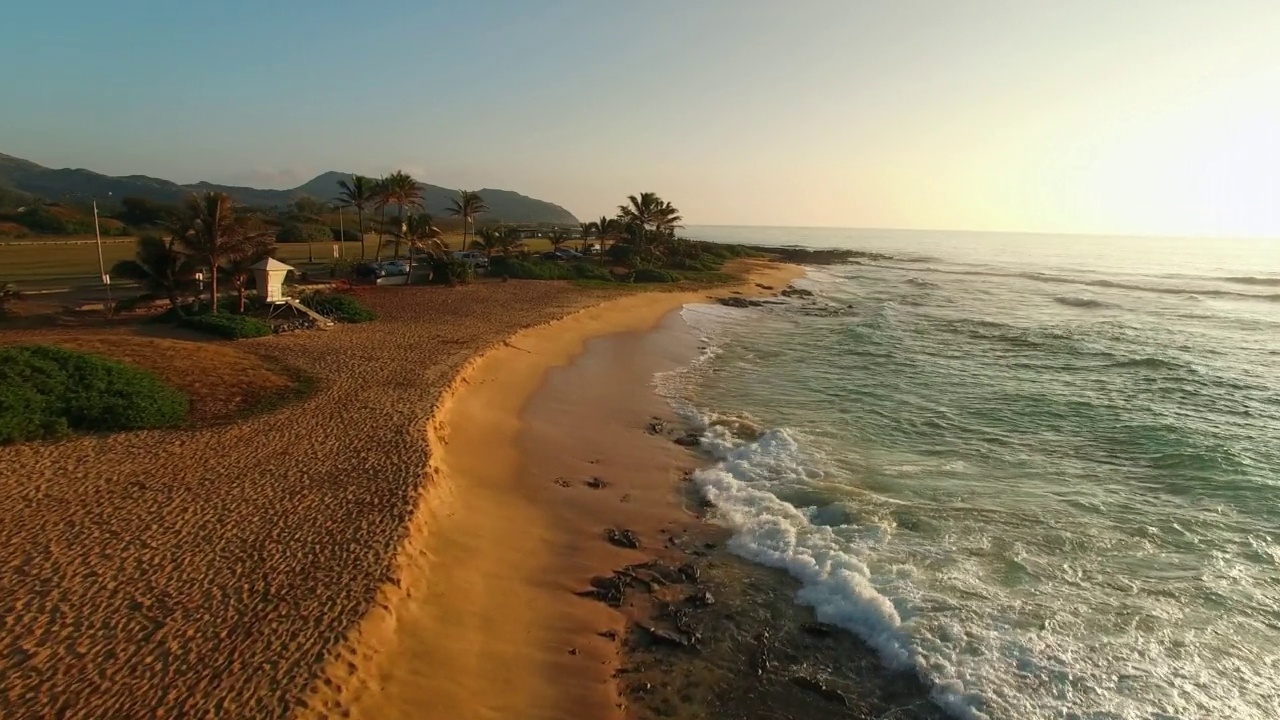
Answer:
[663,227,1280,720]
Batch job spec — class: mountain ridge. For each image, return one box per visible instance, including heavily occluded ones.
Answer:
[0,152,579,224]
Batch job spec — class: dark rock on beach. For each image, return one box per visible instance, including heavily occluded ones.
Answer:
[780,286,815,298]
[789,675,849,707]
[715,296,764,308]
[673,433,701,447]
[606,528,642,549]
[801,621,840,638]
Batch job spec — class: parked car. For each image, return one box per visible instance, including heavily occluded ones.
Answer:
[452,251,489,269]
[554,248,585,261]
[378,260,410,276]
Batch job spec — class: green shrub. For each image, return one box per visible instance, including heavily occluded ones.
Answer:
[0,345,188,444]
[331,227,361,242]
[276,224,332,244]
[429,257,475,285]
[300,293,376,323]
[631,268,681,283]
[179,313,273,339]
[490,258,562,280]
[489,257,611,281]
[568,262,614,281]
[328,258,358,279]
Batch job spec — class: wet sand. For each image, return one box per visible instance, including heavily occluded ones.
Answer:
[0,282,608,720]
[336,261,803,720]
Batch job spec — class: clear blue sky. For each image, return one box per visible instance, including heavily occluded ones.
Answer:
[3,0,1278,236]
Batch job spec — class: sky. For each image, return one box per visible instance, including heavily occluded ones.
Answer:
[2,0,1278,237]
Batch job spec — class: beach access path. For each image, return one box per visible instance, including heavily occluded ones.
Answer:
[0,281,606,720]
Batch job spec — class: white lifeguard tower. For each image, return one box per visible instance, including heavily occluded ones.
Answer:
[251,257,294,303]
[252,257,334,328]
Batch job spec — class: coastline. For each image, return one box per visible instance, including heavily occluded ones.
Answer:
[307,260,803,720]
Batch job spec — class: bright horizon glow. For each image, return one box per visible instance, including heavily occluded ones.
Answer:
[3,0,1278,238]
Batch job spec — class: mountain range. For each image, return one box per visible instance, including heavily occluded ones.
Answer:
[0,153,579,224]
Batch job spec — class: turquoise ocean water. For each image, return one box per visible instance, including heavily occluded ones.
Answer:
[663,227,1280,720]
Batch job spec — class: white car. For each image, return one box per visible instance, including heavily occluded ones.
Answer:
[378,260,410,276]
[452,251,490,269]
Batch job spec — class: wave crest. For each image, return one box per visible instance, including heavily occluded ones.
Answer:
[1054,295,1111,308]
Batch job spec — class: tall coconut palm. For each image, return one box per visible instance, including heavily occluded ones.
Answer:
[446,190,489,250]
[618,192,666,232]
[372,176,393,262]
[587,215,621,261]
[396,213,443,284]
[383,171,423,259]
[110,235,197,310]
[335,174,375,260]
[176,192,254,313]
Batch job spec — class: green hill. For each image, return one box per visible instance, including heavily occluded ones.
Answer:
[0,152,578,224]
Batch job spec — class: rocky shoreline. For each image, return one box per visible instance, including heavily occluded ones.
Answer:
[586,396,951,720]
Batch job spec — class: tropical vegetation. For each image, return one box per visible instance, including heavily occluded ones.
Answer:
[447,190,489,249]
[179,313,273,339]
[0,345,189,443]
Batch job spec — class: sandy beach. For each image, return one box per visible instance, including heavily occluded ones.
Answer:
[326,260,803,720]
[0,281,609,719]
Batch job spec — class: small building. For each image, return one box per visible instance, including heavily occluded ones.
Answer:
[250,257,294,303]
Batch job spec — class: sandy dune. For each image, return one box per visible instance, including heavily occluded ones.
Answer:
[0,281,605,720]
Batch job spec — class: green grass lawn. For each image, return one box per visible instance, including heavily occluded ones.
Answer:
[0,232,576,289]
[0,231,582,290]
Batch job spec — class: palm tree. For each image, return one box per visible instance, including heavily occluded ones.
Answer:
[618,192,666,232]
[473,225,525,258]
[383,171,423,260]
[396,213,443,284]
[372,176,393,262]
[446,190,489,250]
[110,235,197,310]
[617,193,682,265]
[471,227,502,259]
[176,192,255,313]
[335,175,375,260]
[587,215,621,261]
[547,229,569,252]
[224,237,277,313]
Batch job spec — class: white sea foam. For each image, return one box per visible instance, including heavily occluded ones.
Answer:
[692,426,991,719]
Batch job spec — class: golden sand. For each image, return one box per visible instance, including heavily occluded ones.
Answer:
[0,282,607,720]
[323,261,804,720]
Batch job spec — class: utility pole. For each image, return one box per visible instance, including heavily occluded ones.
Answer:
[93,199,106,283]
[93,198,113,314]
[338,205,345,259]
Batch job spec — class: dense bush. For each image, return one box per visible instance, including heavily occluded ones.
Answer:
[605,242,641,266]
[300,293,376,323]
[0,345,188,443]
[179,313,273,339]
[568,262,614,281]
[631,268,681,283]
[429,257,475,285]
[331,227,361,242]
[276,224,332,244]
